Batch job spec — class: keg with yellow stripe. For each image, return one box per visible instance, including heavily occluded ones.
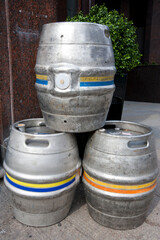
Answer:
[83,121,158,229]
[4,119,81,227]
[35,22,116,132]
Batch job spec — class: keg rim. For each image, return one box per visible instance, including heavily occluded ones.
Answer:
[99,120,152,138]
[43,21,110,30]
[12,118,65,137]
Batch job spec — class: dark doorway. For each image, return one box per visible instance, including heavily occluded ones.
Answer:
[129,0,147,61]
[95,0,121,11]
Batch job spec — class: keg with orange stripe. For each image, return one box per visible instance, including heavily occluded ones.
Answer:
[83,121,158,230]
[4,119,81,227]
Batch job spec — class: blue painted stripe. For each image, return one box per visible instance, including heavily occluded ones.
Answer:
[80,80,114,87]
[36,79,48,85]
[5,174,75,192]
[36,133,50,135]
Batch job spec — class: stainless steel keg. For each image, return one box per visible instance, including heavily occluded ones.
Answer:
[35,22,116,132]
[4,118,81,227]
[83,121,158,230]
[1,137,9,161]
[0,137,9,178]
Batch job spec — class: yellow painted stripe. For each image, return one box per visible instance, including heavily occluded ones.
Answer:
[6,172,75,189]
[84,171,157,190]
[36,74,48,80]
[80,76,114,82]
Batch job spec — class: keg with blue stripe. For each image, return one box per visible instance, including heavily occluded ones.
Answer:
[83,121,158,229]
[4,118,81,226]
[35,22,116,132]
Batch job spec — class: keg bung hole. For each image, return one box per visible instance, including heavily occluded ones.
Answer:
[104,29,110,38]
[39,122,46,127]
[16,123,26,132]
[64,120,67,123]
[61,35,64,38]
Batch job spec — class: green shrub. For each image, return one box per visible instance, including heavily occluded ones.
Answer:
[66,4,142,74]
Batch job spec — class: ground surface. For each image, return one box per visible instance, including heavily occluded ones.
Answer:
[0,101,160,240]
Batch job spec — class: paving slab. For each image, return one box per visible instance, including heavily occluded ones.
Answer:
[0,101,160,240]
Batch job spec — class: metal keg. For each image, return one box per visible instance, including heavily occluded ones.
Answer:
[0,137,9,178]
[1,137,9,161]
[83,121,158,230]
[35,22,116,132]
[4,118,81,227]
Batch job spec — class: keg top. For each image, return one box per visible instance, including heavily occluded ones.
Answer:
[99,121,152,138]
[40,21,111,45]
[44,21,109,29]
[13,118,60,136]
[8,118,77,154]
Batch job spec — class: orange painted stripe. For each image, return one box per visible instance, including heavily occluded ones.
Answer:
[84,171,156,189]
[83,172,157,194]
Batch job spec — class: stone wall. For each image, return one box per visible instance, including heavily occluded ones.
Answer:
[0,0,67,141]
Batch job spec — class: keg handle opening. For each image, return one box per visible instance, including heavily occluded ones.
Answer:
[25,139,49,148]
[127,140,149,150]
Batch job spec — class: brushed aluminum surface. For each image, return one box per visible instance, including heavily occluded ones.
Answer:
[35,22,116,132]
[83,121,158,229]
[0,137,9,178]
[4,118,81,226]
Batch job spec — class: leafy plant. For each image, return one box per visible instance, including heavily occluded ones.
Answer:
[67,4,142,74]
